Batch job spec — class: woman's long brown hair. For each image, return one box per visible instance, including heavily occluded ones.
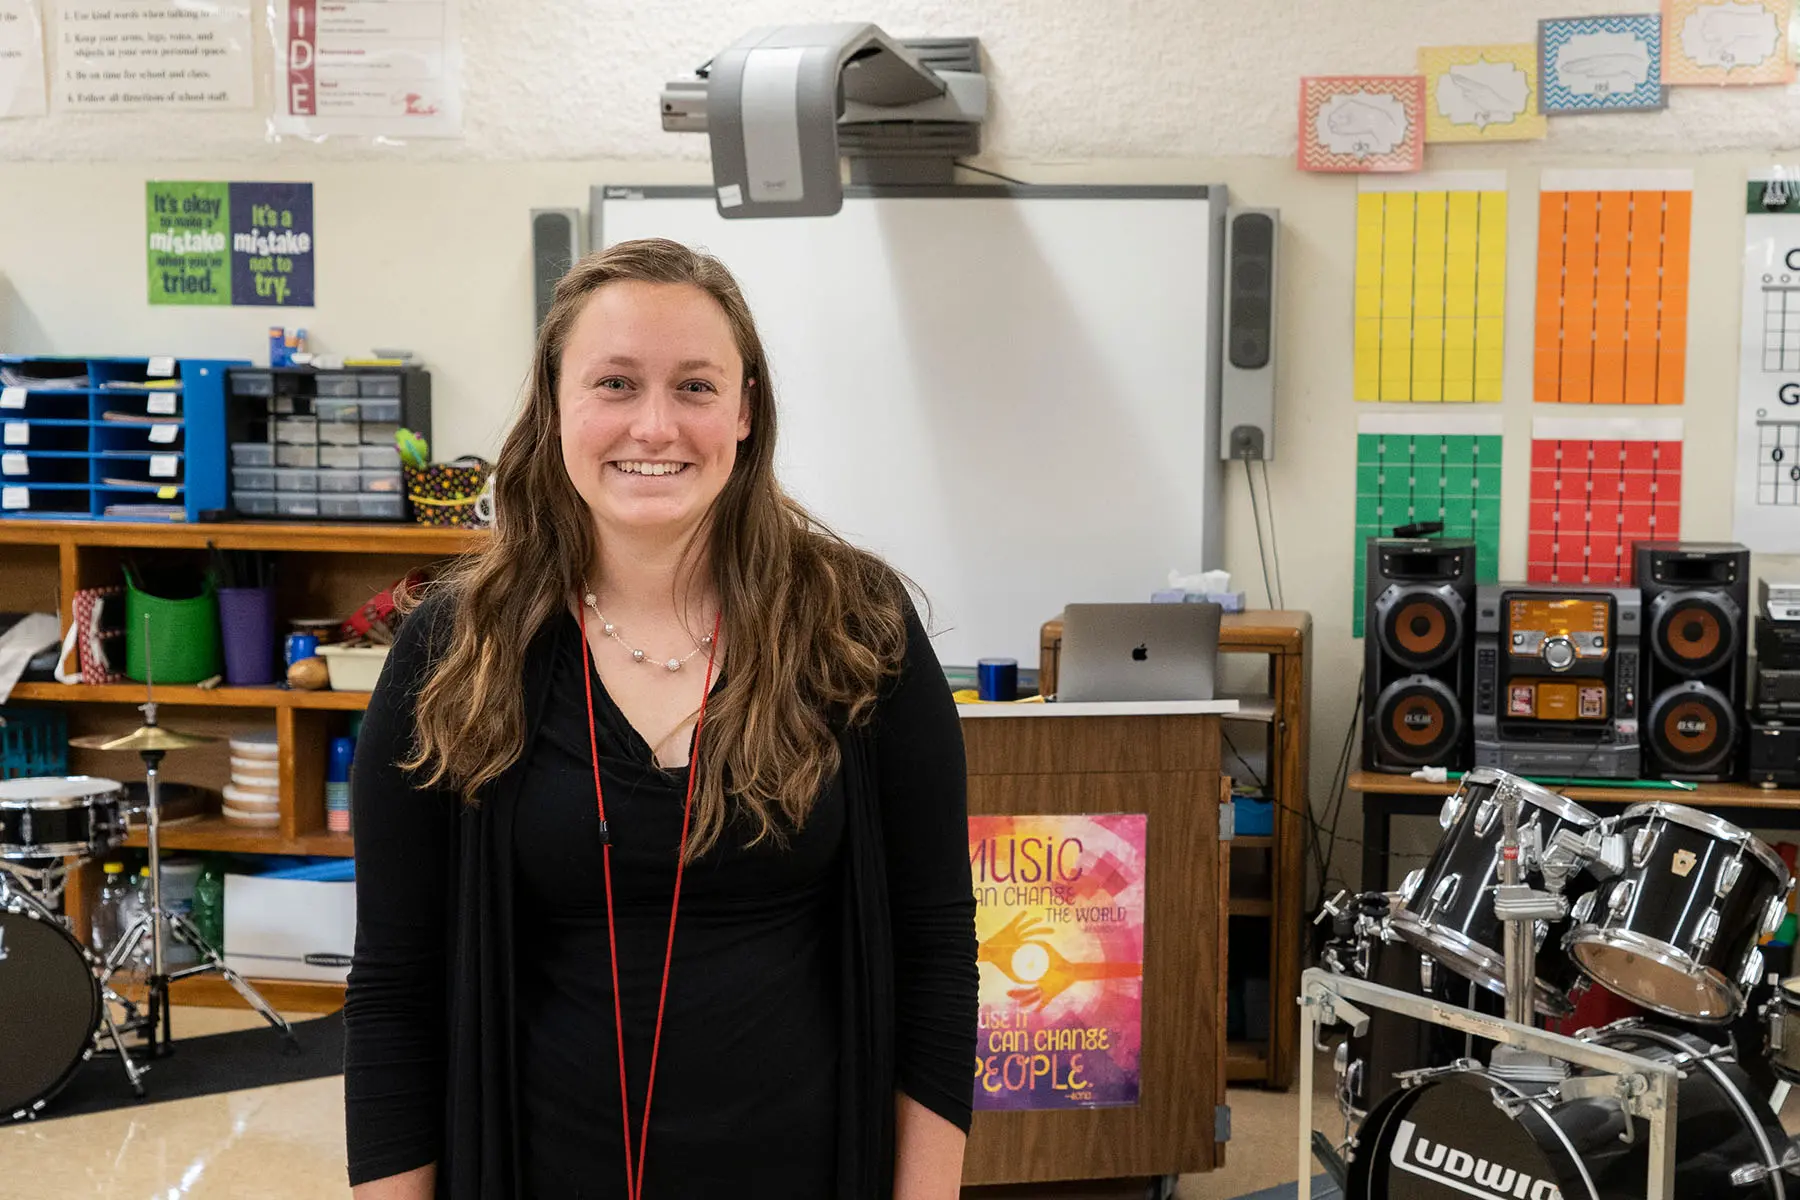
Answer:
[402,238,910,860]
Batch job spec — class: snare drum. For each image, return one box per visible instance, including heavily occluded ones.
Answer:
[1390,767,1600,1016]
[0,776,127,860]
[1567,802,1791,1023]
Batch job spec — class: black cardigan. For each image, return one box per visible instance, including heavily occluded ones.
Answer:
[343,589,979,1198]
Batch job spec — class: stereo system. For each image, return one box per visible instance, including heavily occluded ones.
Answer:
[1752,573,1800,786]
[1471,584,1641,778]
[1362,540,1794,784]
[1362,538,1475,774]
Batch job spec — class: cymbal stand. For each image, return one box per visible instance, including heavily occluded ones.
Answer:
[98,623,296,1061]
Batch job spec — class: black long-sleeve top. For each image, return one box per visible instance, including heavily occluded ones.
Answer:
[344,589,978,1198]
[512,612,842,1197]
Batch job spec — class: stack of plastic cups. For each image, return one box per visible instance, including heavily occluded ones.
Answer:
[326,736,354,834]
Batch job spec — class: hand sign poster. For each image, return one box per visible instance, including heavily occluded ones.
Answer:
[969,813,1146,1110]
[1298,75,1425,173]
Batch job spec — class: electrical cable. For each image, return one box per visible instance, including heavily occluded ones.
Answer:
[1243,457,1277,610]
[953,160,1028,186]
[1257,458,1286,609]
[1311,668,1365,912]
[1221,727,1267,793]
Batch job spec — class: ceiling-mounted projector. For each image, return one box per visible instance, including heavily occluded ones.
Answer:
[661,25,988,219]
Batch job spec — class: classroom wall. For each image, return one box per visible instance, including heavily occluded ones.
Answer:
[5,0,1800,894]
[3,0,1798,162]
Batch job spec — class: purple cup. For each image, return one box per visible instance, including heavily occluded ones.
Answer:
[217,586,277,686]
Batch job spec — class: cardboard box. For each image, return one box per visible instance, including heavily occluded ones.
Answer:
[223,874,356,982]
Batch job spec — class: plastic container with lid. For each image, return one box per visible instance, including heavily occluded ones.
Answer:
[221,804,280,827]
[160,858,204,966]
[230,730,280,760]
[230,756,279,779]
[223,784,280,810]
[318,644,390,690]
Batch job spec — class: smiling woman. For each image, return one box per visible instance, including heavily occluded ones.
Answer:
[343,238,978,1200]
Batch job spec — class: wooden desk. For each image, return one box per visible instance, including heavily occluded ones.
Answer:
[1351,770,1800,891]
[960,702,1233,1188]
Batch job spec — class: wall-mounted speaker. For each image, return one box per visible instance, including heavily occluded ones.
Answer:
[531,208,585,330]
[1363,537,1476,773]
[1635,541,1749,781]
[1219,208,1278,462]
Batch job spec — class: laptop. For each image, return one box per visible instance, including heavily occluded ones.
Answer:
[1055,603,1221,703]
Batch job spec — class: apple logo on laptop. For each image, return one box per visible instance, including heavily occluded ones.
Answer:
[1131,643,1148,662]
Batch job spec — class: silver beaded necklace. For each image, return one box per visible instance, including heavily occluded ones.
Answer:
[581,587,715,672]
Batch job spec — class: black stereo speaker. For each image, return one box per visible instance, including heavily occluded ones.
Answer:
[531,208,585,330]
[1363,538,1476,773]
[1634,541,1749,781]
[1219,208,1278,462]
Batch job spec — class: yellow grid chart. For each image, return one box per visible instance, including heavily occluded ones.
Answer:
[1355,187,1505,402]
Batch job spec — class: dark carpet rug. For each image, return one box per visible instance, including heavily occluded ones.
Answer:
[33,1009,343,1121]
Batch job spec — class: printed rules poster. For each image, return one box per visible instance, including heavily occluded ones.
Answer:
[970,813,1146,1110]
[146,181,314,306]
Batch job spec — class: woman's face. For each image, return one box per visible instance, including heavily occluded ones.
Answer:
[558,280,751,546]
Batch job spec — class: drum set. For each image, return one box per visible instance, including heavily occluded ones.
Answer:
[0,689,294,1122]
[1303,766,1800,1200]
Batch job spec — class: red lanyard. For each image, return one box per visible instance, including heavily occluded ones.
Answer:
[578,607,723,1200]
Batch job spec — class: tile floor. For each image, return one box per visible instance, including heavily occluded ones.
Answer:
[6,1016,1791,1199]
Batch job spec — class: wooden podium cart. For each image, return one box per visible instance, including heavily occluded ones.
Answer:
[959,702,1235,1189]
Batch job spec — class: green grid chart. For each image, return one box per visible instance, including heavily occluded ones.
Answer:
[1352,415,1503,637]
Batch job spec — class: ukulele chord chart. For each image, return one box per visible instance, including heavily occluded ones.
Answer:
[1534,170,1693,405]
[1763,275,1800,372]
[1756,420,1800,504]
[1528,417,1683,585]
[1353,415,1502,636]
[1355,173,1508,403]
[1735,174,1800,553]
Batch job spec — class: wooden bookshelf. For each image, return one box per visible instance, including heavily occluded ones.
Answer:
[1042,611,1312,1089]
[11,681,371,710]
[1,520,482,1009]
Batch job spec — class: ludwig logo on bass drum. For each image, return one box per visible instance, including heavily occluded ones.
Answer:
[1391,1119,1562,1200]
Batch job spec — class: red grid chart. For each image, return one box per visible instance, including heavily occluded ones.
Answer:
[1527,418,1682,585]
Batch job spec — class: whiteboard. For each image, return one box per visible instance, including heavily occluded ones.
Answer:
[594,184,1224,668]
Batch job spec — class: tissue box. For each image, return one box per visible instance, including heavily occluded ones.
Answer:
[1151,589,1247,612]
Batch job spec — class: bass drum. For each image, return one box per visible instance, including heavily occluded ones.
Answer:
[0,892,100,1120]
[1347,1024,1795,1200]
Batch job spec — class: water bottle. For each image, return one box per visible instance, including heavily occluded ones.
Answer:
[116,868,153,979]
[91,861,126,953]
[191,859,225,956]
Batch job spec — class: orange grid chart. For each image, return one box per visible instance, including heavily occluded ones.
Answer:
[1528,416,1683,585]
[1534,169,1693,405]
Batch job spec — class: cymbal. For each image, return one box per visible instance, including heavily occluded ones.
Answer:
[71,725,221,753]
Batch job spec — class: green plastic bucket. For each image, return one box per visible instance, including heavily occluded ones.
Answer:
[124,566,223,684]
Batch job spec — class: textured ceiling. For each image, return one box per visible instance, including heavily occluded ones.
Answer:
[2,0,1798,161]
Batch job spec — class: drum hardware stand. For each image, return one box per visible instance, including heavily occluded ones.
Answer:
[1489,780,1576,1085]
[0,859,74,910]
[1298,967,1683,1200]
[72,621,298,1077]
